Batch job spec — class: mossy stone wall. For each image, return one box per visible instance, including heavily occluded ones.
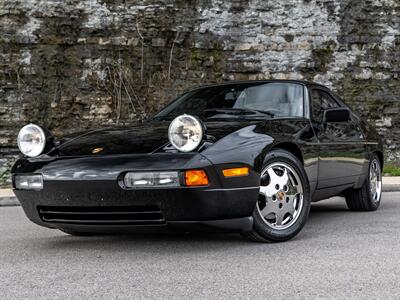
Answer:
[0,0,399,186]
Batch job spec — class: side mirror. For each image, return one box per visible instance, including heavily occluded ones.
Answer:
[323,107,351,123]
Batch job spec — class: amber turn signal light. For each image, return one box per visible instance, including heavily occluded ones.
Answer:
[184,170,209,186]
[222,167,249,178]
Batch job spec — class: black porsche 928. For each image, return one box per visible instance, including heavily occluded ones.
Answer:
[12,80,383,242]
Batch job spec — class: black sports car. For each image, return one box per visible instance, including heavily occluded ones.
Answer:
[11,80,383,242]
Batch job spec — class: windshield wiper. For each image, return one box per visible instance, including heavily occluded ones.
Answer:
[246,109,275,117]
[204,108,274,118]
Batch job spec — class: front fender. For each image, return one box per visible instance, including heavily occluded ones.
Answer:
[202,125,274,174]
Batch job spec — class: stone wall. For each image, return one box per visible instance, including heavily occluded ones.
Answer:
[0,0,399,186]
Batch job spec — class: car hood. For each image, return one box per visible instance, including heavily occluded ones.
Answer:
[55,120,263,156]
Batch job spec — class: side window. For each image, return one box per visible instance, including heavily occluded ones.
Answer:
[311,89,339,122]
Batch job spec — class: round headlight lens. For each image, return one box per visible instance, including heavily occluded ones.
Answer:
[17,124,47,157]
[168,115,203,152]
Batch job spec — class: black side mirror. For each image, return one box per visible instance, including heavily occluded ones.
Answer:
[323,107,351,123]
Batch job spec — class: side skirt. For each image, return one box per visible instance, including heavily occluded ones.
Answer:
[312,183,354,202]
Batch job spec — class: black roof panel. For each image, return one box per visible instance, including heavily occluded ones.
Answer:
[190,79,328,90]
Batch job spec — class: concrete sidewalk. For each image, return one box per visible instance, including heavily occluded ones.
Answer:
[382,177,400,192]
[0,189,18,206]
[1,177,400,206]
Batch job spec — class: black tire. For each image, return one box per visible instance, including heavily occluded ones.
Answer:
[243,149,311,243]
[344,154,382,211]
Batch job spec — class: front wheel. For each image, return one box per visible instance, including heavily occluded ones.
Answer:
[243,149,311,243]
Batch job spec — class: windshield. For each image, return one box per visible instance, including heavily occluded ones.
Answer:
[153,82,304,121]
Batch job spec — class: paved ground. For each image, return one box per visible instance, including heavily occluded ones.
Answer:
[1,193,400,299]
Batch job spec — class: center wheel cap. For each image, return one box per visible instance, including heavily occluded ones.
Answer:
[277,191,286,201]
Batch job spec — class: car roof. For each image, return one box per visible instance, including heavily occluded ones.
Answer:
[189,79,328,91]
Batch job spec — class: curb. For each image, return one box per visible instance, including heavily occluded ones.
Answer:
[0,189,19,207]
[383,185,400,192]
[382,177,400,193]
[1,181,400,207]
[0,197,19,207]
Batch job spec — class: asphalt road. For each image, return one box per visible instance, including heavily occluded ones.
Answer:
[1,193,400,299]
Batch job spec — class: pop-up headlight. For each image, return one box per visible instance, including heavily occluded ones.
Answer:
[168,115,203,152]
[17,124,48,157]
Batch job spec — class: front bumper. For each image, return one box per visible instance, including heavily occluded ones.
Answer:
[12,153,259,233]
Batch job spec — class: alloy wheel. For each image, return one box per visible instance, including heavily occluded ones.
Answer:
[369,159,382,203]
[257,162,304,230]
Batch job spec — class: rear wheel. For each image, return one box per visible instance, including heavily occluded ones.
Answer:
[243,149,311,242]
[345,154,382,211]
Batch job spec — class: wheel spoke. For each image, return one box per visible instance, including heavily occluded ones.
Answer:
[266,168,280,185]
[260,198,279,216]
[259,185,275,198]
[279,196,295,220]
[275,211,284,226]
[267,167,289,188]
[285,196,296,215]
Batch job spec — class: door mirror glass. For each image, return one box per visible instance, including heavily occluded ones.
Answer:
[323,107,350,123]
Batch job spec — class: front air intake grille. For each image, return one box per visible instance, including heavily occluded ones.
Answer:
[38,206,165,225]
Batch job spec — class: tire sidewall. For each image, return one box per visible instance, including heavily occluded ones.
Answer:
[252,149,311,242]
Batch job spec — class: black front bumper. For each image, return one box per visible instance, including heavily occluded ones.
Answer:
[12,153,259,233]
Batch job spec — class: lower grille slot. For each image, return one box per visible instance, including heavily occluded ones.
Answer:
[38,206,165,225]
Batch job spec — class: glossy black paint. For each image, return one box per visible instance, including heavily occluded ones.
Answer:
[12,80,383,233]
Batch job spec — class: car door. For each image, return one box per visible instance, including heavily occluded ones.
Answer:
[310,87,367,189]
